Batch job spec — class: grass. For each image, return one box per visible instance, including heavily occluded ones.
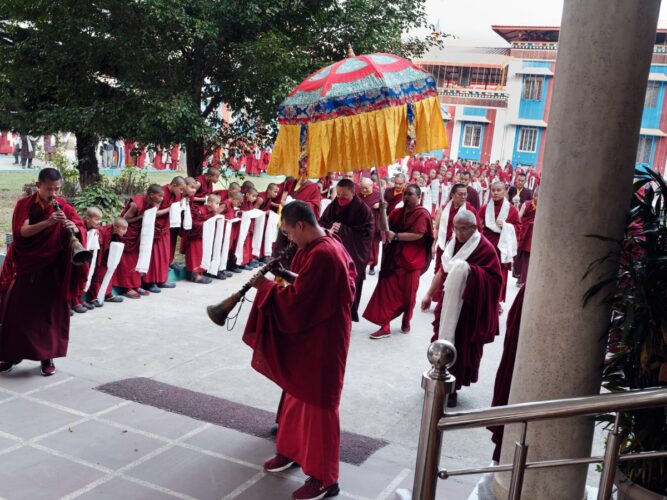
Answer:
[0,169,279,252]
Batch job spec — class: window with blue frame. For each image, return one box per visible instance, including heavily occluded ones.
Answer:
[644,82,660,108]
[636,136,654,163]
[518,127,539,152]
[522,76,544,101]
[463,124,482,148]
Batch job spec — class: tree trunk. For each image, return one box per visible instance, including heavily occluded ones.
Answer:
[186,139,205,178]
[75,132,100,188]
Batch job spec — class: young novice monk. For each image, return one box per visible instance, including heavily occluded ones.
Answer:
[72,207,103,314]
[184,194,221,284]
[88,217,129,306]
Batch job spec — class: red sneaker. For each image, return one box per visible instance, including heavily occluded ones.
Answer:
[40,360,56,377]
[292,477,340,499]
[369,325,390,340]
[263,454,296,473]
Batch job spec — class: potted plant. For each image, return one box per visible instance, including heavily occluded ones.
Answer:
[585,166,667,498]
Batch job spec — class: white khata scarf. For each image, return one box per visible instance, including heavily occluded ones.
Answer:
[438,230,481,342]
[485,198,517,263]
[437,202,466,251]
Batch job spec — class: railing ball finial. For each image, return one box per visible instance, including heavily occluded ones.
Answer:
[427,340,457,378]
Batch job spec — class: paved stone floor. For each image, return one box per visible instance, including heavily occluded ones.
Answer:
[0,235,605,499]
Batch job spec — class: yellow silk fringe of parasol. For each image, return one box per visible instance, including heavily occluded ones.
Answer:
[268,96,447,178]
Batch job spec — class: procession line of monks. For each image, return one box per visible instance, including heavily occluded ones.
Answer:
[0,162,538,499]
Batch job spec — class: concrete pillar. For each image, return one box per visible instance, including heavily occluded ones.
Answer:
[493,1,661,499]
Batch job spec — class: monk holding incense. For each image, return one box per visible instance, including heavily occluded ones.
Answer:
[0,168,87,376]
[244,201,355,500]
[421,210,502,407]
[364,184,433,339]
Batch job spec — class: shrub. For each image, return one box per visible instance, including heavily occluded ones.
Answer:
[74,179,124,223]
[112,166,149,197]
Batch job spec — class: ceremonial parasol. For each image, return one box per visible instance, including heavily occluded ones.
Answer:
[268,51,448,178]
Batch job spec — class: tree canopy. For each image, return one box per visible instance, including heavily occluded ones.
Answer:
[0,0,441,182]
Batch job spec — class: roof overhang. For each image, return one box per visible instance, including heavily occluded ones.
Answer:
[516,67,554,76]
[457,115,491,124]
[510,119,548,128]
[640,128,667,137]
[648,72,667,82]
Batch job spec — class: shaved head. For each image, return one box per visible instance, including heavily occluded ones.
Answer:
[360,177,373,189]
[171,176,186,186]
[86,207,103,219]
[112,217,128,228]
[206,168,220,176]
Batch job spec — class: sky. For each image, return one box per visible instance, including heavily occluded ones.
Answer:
[421,0,667,47]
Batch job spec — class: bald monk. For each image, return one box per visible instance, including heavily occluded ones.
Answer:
[193,167,220,204]
[320,178,374,321]
[0,167,87,376]
[142,176,185,292]
[282,161,322,218]
[480,181,521,303]
[433,184,481,280]
[489,285,526,460]
[88,217,128,306]
[114,184,164,298]
[184,193,221,284]
[364,184,433,338]
[170,176,199,269]
[383,173,406,213]
[244,201,355,500]
[72,207,104,313]
[421,210,502,406]
[358,177,382,275]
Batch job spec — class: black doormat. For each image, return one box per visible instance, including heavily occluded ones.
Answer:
[96,377,388,466]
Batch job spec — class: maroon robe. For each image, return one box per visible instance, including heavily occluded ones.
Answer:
[359,190,382,268]
[286,179,322,219]
[194,174,214,199]
[319,196,374,321]
[515,201,536,285]
[508,187,533,206]
[383,187,404,213]
[184,206,218,273]
[144,185,179,284]
[88,224,120,299]
[0,195,87,361]
[466,186,481,210]
[481,200,521,302]
[114,195,150,289]
[431,235,503,390]
[363,206,433,327]
[240,200,256,264]
[490,285,526,461]
[243,233,356,486]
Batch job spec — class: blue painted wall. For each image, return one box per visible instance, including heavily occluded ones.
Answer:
[462,107,487,117]
[511,126,542,166]
[522,60,553,69]
[640,82,665,129]
[518,61,551,121]
[458,122,484,161]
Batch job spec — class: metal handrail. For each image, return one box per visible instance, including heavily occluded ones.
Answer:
[410,340,667,500]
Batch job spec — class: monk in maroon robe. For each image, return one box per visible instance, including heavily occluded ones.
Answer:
[143,177,185,292]
[421,210,502,406]
[223,192,244,273]
[0,168,87,376]
[359,178,382,275]
[184,194,221,284]
[193,167,220,204]
[364,184,433,338]
[320,179,374,322]
[516,192,538,285]
[113,185,164,298]
[88,217,128,305]
[508,173,534,208]
[243,201,355,500]
[480,182,521,303]
[170,177,198,268]
[459,171,480,210]
[383,173,406,213]
[489,285,526,460]
[283,163,322,218]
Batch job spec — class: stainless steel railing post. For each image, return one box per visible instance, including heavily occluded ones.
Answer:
[412,340,457,500]
[597,413,622,500]
[508,422,529,500]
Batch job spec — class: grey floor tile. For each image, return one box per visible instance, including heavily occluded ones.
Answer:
[0,367,67,393]
[77,477,178,499]
[337,461,399,498]
[397,470,474,499]
[183,425,276,466]
[127,446,258,499]
[0,435,20,452]
[0,398,81,439]
[102,402,204,440]
[231,473,299,499]
[0,446,104,500]
[38,420,165,470]
[33,378,125,414]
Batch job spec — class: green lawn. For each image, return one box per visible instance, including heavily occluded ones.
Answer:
[0,169,281,251]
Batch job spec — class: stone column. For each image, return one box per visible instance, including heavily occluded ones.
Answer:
[493,1,661,499]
